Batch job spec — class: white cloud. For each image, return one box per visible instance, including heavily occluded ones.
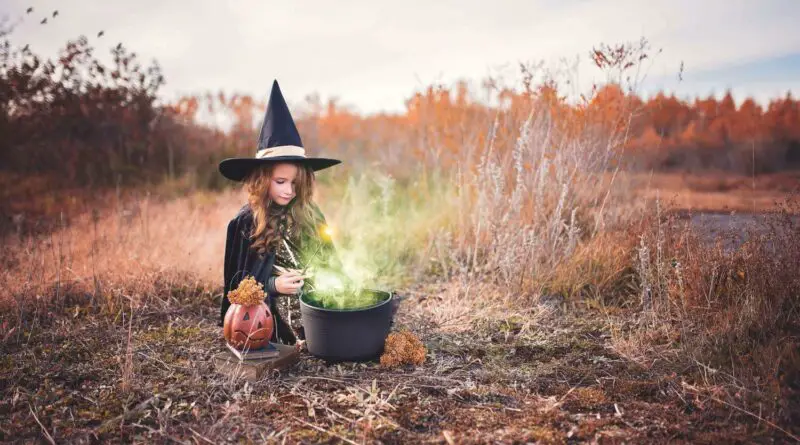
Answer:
[3,0,799,113]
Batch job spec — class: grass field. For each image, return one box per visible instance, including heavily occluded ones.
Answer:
[2,168,798,443]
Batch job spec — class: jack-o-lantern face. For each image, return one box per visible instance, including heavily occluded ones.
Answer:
[223,302,274,350]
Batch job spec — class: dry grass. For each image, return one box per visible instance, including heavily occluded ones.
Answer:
[613,196,800,430]
[2,185,798,442]
[0,188,244,322]
[5,274,786,443]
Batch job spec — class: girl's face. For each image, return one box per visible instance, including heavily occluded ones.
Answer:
[268,163,299,206]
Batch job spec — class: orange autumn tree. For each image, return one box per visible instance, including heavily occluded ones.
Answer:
[165,36,799,181]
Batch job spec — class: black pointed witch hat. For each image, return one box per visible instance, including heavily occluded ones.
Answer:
[218,80,341,181]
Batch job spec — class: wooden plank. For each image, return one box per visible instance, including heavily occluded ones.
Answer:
[213,342,300,382]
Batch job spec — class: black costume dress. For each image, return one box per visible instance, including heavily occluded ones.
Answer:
[220,202,337,345]
[272,208,304,339]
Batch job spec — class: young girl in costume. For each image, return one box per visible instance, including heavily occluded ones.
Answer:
[218,80,341,345]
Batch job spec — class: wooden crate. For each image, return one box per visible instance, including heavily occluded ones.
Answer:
[213,342,300,382]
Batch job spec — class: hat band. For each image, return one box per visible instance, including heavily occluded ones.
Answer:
[256,145,306,159]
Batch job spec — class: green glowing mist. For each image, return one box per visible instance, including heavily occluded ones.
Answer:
[299,170,457,309]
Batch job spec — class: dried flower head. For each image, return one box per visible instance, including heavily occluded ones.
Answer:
[380,330,426,368]
[228,275,265,306]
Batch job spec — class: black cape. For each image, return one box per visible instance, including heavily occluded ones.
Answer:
[220,203,337,345]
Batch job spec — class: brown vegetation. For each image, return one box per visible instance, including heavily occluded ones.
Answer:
[226,276,266,306]
[623,199,800,430]
[379,331,426,368]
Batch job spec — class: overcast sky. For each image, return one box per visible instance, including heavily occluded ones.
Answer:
[4,0,800,114]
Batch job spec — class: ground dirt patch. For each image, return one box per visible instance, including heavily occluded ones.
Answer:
[0,283,795,443]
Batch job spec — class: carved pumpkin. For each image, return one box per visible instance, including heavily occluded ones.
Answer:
[223,302,274,350]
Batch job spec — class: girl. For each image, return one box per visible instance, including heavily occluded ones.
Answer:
[218,80,341,345]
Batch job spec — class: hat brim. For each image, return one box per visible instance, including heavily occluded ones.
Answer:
[218,156,342,181]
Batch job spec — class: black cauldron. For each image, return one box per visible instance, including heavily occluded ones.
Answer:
[300,290,394,362]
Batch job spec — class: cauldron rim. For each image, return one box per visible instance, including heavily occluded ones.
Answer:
[300,289,393,313]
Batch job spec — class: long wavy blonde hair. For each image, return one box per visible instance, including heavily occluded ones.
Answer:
[244,162,318,256]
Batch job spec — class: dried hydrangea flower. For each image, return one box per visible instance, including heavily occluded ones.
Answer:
[380,331,426,368]
[227,275,265,306]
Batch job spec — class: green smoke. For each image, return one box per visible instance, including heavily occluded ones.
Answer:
[299,170,456,309]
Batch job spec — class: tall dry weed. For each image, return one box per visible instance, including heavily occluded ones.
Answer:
[425,89,638,304]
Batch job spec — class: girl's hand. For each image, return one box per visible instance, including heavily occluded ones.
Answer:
[275,270,307,295]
